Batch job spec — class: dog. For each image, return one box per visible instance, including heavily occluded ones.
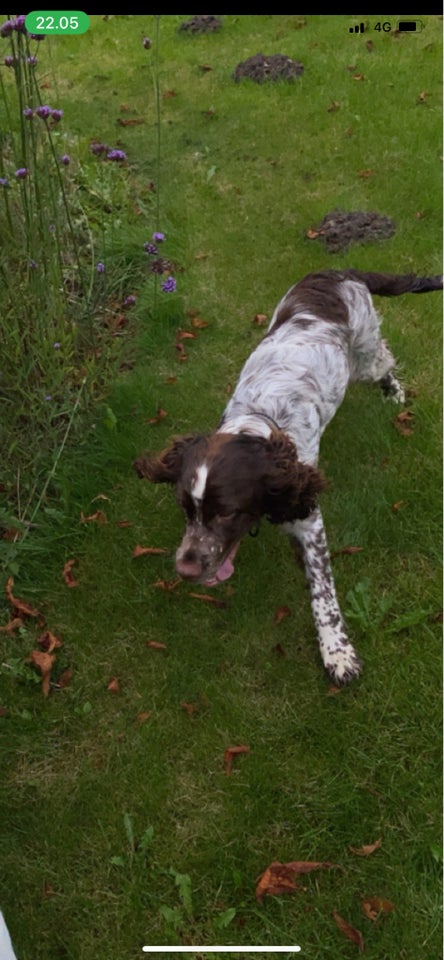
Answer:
[134,269,442,684]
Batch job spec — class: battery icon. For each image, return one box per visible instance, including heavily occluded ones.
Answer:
[397,20,424,32]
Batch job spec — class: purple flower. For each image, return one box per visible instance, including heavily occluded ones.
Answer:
[152,231,165,242]
[27,56,37,66]
[90,142,108,155]
[143,242,158,255]
[29,34,45,41]
[50,109,63,122]
[97,262,105,274]
[161,276,177,293]
[23,108,34,120]
[53,342,61,349]
[123,295,136,307]
[15,168,28,180]
[45,394,52,401]
[143,37,152,49]
[106,149,127,162]
[4,56,16,67]
[12,15,26,32]
[36,105,52,119]
[29,260,38,269]
[60,154,70,165]
[0,20,14,37]
[0,177,9,187]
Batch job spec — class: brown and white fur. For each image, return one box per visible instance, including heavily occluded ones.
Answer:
[134,269,442,684]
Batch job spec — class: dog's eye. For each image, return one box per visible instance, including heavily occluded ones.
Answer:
[216,512,236,524]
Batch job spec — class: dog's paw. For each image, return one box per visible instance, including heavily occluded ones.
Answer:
[324,643,362,685]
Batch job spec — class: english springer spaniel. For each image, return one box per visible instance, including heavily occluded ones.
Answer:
[134,269,442,684]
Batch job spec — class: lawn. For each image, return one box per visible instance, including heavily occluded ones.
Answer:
[0,15,442,960]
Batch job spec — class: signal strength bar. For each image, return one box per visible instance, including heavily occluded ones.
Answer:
[349,22,366,33]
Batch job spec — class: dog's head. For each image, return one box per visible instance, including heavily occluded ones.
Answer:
[133,431,326,585]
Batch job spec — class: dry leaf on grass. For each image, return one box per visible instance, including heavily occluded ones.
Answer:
[332,911,365,953]
[27,650,55,698]
[349,837,382,856]
[57,667,73,689]
[0,617,24,634]
[224,744,250,775]
[153,578,181,591]
[256,860,341,902]
[133,545,168,558]
[331,545,363,559]
[80,510,108,524]
[362,896,395,921]
[146,640,168,651]
[147,408,168,424]
[5,577,40,617]
[63,559,79,588]
[188,592,227,608]
[107,677,120,694]
[273,605,292,624]
[393,410,415,436]
[137,710,152,725]
[37,630,62,653]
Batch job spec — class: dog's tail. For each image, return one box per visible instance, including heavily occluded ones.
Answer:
[346,270,443,297]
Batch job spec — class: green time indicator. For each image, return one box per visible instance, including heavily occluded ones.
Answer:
[25,11,90,35]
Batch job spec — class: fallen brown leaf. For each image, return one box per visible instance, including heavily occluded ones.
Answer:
[358,168,375,178]
[175,342,188,361]
[194,252,209,261]
[327,101,340,112]
[331,545,363,559]
[133,545,168,558]
[333,911,365,953]
[116,117,145,126]
[256,860,341,902]
[191,316,209,328]
[252,313,268,326]
[327,684,343,696]
[0,617,24,634]
[146,640,167,651]
[153,578,181,591]
[5,577,40,617]
[391,500,407,512]
[80,510,108,524]
[28,650,55,698]
[37,630,62,654]
[362,896,395,921]
[198,63,213,72]
[57,667,73,689]
[349,837,382,856]
[107,677,120,694]
[181,701,199,715]
[63,559,79,588]
[188,592,227,608]
[116,519,133,528]
[137,710,152,725]
[273,605,292,624]
[353,73,366,80]
[164,375,178,385]
[306,228,323,240]
[393,409,415,436]
[162,89,177,99]
[224,744,250,775]
[147,408,168,424]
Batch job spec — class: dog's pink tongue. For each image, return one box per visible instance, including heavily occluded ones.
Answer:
[205,546,237,586]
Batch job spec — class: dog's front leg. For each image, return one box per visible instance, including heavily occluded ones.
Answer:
[284,509,362,684]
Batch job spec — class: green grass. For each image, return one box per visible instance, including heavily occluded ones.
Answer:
[0,15,442,959]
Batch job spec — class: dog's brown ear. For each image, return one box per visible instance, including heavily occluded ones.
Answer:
[133,435,204,484]
[261,433,327,523]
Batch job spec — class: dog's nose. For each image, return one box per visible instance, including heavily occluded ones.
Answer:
[175,549,205,581]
